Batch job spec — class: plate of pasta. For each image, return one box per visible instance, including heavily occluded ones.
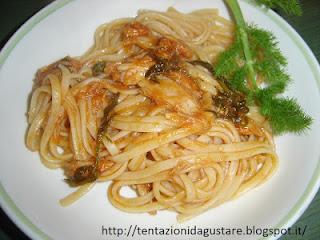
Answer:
[0,0,319,239]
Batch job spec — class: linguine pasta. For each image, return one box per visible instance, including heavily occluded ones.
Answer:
[26,8,278,222]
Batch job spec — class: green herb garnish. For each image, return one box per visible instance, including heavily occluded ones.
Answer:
[214,0,312,135]
[255,0,302,16]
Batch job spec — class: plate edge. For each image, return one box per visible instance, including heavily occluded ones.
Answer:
[0,1,74,240]
[0,1,319,240]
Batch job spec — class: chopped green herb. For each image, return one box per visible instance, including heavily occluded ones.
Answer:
[145,56,180,82]
[95,92,120,164]
[65,165,96,186]
[189,60,215,73]
[65,92,119,186]
[92,61,106,76]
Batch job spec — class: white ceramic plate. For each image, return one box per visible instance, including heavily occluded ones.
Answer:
[0,0,319,239]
